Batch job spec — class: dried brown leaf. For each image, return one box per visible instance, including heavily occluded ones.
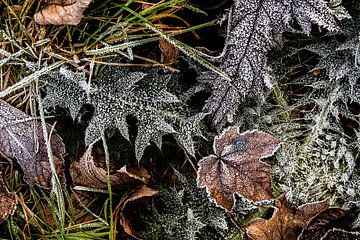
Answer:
[70,140,151,189]
[116,185,158,239]
[298,208,347,240]
[159,39,180,65]
[0,172,17,224]
[246,197,329,240]
[34,0,92,25]
[0,100,65,189]
[197,127,282,211]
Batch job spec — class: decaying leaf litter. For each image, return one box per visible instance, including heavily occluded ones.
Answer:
[0,0,360,239]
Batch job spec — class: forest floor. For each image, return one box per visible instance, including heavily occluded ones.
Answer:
[0,0,359,239]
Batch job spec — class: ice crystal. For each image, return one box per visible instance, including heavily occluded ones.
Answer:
[201,0,341,128]
[42,65,205,160]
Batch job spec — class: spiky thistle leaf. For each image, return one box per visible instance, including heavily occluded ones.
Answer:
[242,1,360,205]
[273,13,360,204]
[42,65,205,160]
[140,171,229,240]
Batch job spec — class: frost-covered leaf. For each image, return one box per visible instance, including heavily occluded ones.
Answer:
[328,0,351,20]
[141,171,229,240]
[201,0,339,128]
[200,0,287,128]
[42,66,205,160]
[246,197,329,240]
[233,195,274,219]
[183,208,206,240]
[197,126,282,211]
[289,0,339,34]
[270,4,360,205]
[0,99,65,189]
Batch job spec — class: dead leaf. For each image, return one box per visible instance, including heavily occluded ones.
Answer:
[298,208,347,240]
[159,39,180,65]
[0,172,17,224]
[197,127,282,211]
[312,68,321,79]
[246,196,329,240]
[114,185,158,239]
[0,100,65,189]
[70,140,151,189]
[34,0,92,25]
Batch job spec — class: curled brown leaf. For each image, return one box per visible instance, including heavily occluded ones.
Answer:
[197,127,282,211]
[114,185,158,239]
[34,0,92,25]
[0,100,65,189]
[70,140,151,189]
[246,196,329,240]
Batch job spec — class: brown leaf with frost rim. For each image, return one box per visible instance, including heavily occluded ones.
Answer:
[34,0,92,25]
[0,172,17,224]
[0,100,65,189]
[70,139,151,189]
[246,197,329,240]
[114,185,158,239]
[197,126,282,211]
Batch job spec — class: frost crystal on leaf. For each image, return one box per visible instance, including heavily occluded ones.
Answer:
[42,65,205,160]
[201,0,339,128]
[289,0,339,34]
[258,1,360,206]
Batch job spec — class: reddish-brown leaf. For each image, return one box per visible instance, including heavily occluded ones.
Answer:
[197,127,282,211]
[70,140,151,189]
[0,99,65,188]
[246,197,329,240]
[0,172,17,224]
[159,39,180,65]
[34,0,91,25]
